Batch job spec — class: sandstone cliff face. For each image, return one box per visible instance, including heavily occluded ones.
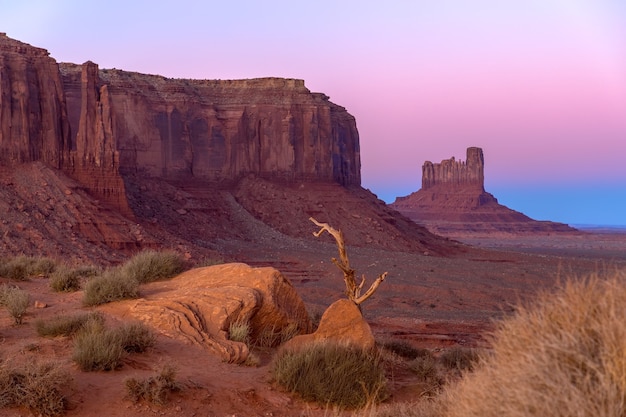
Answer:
[0,34,70,168]
[392,147,577,236]
[59,63,360,187]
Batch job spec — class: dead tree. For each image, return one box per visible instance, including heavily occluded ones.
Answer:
[310,217,388,305]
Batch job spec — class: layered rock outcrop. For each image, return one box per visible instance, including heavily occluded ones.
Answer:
[0,33,70,168]
[392,147,578,236]
[59,63,360,189]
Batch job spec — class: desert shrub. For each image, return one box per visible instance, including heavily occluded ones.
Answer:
[0,255,58,280]
[120,250,185,284]
[445,271,626,417]
[82,269,139,306]
[49,266,81,292]
[72,320,126,371]
[272,342,387,409]
[440,346,480,372]
[0,284,30,324]
[381,340,432,360]
[228,319,251,345]
[0,361,70,416]
[409,354,440,382]
[125,365,181,405]
[113,322,156,353]
[36,312,104,337]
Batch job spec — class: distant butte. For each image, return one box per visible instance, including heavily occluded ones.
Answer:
[390,147,578,236]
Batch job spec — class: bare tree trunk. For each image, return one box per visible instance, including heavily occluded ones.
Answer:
[310,217,388,305]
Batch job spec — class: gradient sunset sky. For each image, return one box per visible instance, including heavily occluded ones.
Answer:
[2,0,625,226]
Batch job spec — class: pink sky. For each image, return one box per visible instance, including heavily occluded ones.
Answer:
[2,0,625,225]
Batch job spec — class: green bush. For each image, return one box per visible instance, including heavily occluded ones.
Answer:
[272,342,387,409]
[0,284,30,324]
[125,365,181,405]
[82,269,139,306]
[36,312,104,337]
[72,321,126,371]
[0,361,70,416]
[120,250,185,284]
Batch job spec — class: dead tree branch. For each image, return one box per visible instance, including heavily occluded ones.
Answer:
[310,217,388,305]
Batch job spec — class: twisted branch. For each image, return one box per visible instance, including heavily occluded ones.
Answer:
[310,217,388,305]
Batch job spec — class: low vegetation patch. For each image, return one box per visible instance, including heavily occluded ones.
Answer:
[272,342,387,409]
[0,361,70,417]
[125,365,181,405]
[36,312,104,337]
[0,284,30,324]
[0,255,58,280]
[49,264,100,293]
[440,346,480,373]
[72,320,155,371]
[82,269,139,306]
[445,271,626,417]
[381,339,433,360]
[120,249,185,284]
[228,319,251,345]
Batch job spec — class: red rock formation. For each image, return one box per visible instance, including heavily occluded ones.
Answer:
[0,33,70,168]
[392,147,578,236]
[59,63,360,188]
[0,33,461,259]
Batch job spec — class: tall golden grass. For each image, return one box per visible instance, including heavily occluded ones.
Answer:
[445,270,626,417]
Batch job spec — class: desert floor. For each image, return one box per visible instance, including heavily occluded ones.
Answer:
[2,230,625,416]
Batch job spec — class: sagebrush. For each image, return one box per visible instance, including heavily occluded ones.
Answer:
[0,284,30,324]
[36,312,104,337]
[82,269,139,306]
[125,365,181,405]
[120,250,185,283]
[272,342,387,409]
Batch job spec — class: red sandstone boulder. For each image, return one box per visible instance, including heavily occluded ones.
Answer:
[281,299,375,352]
[116,263,312,363]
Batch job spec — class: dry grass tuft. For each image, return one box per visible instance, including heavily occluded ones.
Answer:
[272,342,387,409]
[0,255,57,280]
[0,284,30,324]
[36,312,104,337]
[82,269,139,306]
[0,361,70,416]
[120,249,185,284]
[445,270,626,417]
[125,365,181,405]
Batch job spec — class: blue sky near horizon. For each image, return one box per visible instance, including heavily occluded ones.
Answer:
[1,0,625,226]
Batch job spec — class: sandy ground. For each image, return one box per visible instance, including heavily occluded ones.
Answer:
[1,231,625,416]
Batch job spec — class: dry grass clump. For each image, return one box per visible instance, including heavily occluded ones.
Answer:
[49,264,100,293]
[82,269,139,306]
[0,361,70,416]
[272,342,387,409]
[72,320,155,371]
[120,249,185,284]
[0,283,30,324]
[35,312,104,337]
[0,255,57,280]
[228,319,251,345]
[445,271,626,417]
[371,400,444,417]
[439,347,480,373]
[125,365,181,405]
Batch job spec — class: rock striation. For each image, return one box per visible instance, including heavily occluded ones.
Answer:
[391,147,578,236]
